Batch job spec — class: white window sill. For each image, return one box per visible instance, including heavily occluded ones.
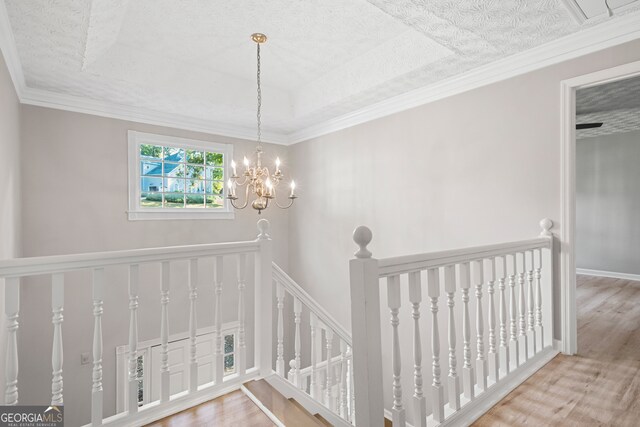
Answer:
[127,210,235,221]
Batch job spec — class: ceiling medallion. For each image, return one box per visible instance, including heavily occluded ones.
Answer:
[227,33,297,214]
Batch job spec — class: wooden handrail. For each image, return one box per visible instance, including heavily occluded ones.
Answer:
[0,240,260,278]
[272,262,352,347]
[378,237,551,277]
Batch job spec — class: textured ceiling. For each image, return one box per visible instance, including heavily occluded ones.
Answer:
[577,75,640,138]
[5,0,640,137]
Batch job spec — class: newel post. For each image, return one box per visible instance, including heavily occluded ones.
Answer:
[255,219,274,376]
[349,226,383,426]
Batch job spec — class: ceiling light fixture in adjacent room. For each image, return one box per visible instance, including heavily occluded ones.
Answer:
[227,33,297,214]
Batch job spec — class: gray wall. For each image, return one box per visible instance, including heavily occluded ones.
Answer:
[0,43,21,404]
[577,130,640,275]
[18,106,291,426]
[287,39,640,422]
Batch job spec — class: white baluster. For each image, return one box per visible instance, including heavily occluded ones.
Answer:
[213,257,223,384]
[487,258,498,384]
[92,268,104,425]
[160,262,170,403]
[325,328,335,411]
[4,277,19,406]
[517,252,528,364]
[487,258,500,383]
[293,297,302,388]
[474,260,486,391]
[428,268,444,423]
[444,265,460,411]
[340,340,349,419]
[498,256,509,376]
[128,265,139,414]
[460,262,474,400]
[527,251,536,356]
[509,254,519,369]
[535,248,544,351]
[276,283,285,376]
[310,313,320,399]
[237,253,247,376]
[387,275,406,426]
[408,271,426,427]
[288,359,296,383]
[188,259,198,393]
[51,274,64,406]
[347,346,355,423]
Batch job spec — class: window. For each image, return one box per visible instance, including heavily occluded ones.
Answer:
[223,333,236,374]
[128,131,234,220]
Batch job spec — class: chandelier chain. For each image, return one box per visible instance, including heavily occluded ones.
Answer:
[256,42,262,151]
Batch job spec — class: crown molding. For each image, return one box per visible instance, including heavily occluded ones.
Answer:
[288,11,640,144]
[19,87,290,145]
[2,2,640,147]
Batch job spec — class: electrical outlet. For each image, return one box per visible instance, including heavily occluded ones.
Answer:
[81,352,90,365]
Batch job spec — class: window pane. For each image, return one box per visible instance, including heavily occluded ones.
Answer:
[163,193,185,208]
[206,181,224,195]
[185,180,205,193]
[186,150,204,165]
[205,152,223,166]
[163,162,184,177]
[224,354,235,374]
[141,161,162,176]
[224,334,234,354]
[164,178,185,193]
[140,192,162,208]
[186,165,204,179]
[163,147,184,162]
[185,194,205,208]
[206,195,224,208]
[141,177,162,192]
[140,144,162,159]
[206,167,224,181]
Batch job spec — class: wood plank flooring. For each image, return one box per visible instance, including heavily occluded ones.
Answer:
[144,390,275,427]
[473,275,640,426]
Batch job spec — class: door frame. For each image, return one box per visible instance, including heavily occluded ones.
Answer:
[560,60,640,354]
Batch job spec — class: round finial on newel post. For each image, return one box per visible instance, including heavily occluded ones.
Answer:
[257,219,271,240]
[539,218,553,237]
[353,226,373,259]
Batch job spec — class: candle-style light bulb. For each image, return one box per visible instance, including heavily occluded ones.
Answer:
[227,179,233,196]
[243,156,249,167]
[231,160,237,176]
[290,180,296,197]
[275,157,281,169]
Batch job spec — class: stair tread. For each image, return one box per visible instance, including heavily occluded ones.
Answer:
[243,379,325,427]
[314,413,333,426]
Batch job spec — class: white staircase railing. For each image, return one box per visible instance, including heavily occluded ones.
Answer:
[349,219,557,426]
[0,219,274,427]
[272,263,355,423]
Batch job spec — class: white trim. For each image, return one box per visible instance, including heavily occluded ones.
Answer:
[1,4,640,144]
[560,59,640,355]
[264,374,352,427]
[443,347,559,427]
[289,11,640,144]
[576,268,640,282]
[240,384,286,427]
[559,0,588,24]
[127,130,235,220]
[89,368,259,427]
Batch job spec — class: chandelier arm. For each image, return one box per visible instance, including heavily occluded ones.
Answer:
[273,193,296,209]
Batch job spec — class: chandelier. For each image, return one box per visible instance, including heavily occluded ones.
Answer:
[226,33,297,214]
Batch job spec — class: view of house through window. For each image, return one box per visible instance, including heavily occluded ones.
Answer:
[140,144,225,209]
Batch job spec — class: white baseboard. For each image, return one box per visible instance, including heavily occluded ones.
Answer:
[264,374,352,427]
[576,268,640,282]
[442,347,558,427]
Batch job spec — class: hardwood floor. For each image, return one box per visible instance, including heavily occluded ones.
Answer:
[474,275,640,426]
[145,390,275,427]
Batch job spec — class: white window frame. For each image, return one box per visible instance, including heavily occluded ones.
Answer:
[127,130,234,220]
